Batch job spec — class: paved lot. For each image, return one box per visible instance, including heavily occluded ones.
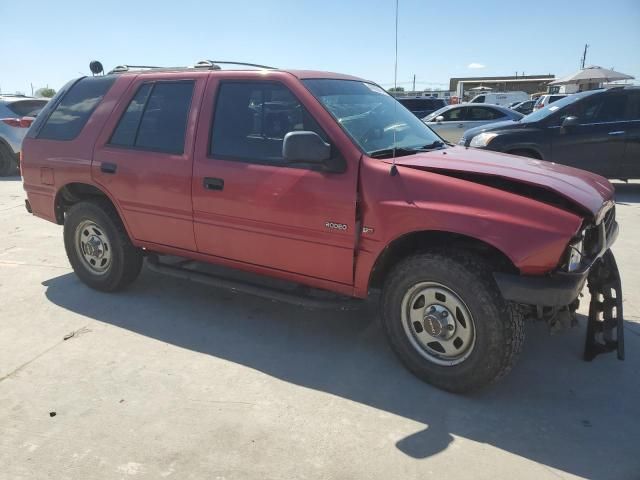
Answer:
[1,177,639,480]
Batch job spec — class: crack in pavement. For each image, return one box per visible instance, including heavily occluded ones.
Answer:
[0,324,90,384]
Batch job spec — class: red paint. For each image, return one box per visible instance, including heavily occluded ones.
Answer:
[22,69,615,299]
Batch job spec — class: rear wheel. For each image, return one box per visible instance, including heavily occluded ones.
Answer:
[0,143,17,176]
[381,251,524,393]
[64,200,142,291]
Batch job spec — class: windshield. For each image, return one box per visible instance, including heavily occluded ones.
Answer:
[302,79,443,157]
[521,91,591,123]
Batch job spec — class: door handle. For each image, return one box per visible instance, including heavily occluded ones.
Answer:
[203,177,224,191]
[608,131,625,136]
[100,162,117,174]
[457,123,464,128]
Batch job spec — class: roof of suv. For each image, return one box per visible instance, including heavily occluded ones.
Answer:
[105,62,367,82]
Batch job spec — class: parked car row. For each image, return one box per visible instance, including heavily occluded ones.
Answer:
[459,86,640,179]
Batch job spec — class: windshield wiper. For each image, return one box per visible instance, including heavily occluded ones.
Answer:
[368,147,420,159]
[369,141,447,159]
[414,140,446,151]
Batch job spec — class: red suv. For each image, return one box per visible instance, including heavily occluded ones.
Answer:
[21,61,624,392]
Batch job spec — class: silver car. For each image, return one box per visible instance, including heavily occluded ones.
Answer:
[423,104,523,143]
[0,95,48,175]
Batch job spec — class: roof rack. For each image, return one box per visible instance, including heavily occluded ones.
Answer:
[106,61,278,75]
[108,65,163,74]
[194,60,277,70]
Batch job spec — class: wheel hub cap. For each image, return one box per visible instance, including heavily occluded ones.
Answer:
[75,220,112,274]
[84,235,105,258]
[401,282,476,366]
[423,304,454,339]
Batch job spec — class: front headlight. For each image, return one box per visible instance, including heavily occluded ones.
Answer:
[469,132,498,148]
[566,231,586,272]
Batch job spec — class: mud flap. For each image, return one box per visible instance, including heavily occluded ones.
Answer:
[584,249,625,361]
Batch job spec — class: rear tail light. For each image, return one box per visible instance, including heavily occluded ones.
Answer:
[1,117,34,128]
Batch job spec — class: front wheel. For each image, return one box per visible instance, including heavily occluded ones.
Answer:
[381,251,524,393]
[64,200,143,292]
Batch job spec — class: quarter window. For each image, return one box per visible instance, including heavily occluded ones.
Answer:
[109,81,194,154]
[37,76,116,141]
[210,82,326,164]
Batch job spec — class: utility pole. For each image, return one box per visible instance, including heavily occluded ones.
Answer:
[412,74,416,92]
[580,44,589,69]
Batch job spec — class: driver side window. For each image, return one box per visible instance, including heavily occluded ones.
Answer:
[210,82,327,165]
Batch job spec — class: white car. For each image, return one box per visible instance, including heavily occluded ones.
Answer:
[468,91,529,106]
[422,104,524,143]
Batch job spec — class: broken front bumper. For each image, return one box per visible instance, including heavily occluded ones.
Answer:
[494,219,624,361]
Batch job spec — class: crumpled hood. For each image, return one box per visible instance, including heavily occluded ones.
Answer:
[386,146,614,217]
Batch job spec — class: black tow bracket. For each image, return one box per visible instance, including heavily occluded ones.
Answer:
[584,249,625,361]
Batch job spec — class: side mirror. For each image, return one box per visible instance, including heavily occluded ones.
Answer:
[282,131,331,166]
[562,116,579,128]
[435,115,444,123]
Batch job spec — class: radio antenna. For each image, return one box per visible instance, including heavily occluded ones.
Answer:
[390,0,399,176]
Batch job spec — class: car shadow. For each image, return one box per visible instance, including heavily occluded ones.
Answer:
[613,181,640,204]
[42,269,639,479]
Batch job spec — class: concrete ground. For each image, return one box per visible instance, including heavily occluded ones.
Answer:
[1,177,639,480]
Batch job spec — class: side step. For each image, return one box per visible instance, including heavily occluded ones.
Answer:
[145,255,364,310]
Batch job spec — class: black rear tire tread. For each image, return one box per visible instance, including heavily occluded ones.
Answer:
[0,143,17,176]
[63,199,142,292]
[381,250,524,393]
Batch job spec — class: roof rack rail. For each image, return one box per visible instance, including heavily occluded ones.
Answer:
[194,60,277,70]
[108,65,163,74]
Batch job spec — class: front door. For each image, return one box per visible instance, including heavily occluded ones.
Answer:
[549,91,627,178]
[428,106,466,143]
[191,76,358,285]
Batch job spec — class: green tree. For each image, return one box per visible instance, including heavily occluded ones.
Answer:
[36,87,56,98]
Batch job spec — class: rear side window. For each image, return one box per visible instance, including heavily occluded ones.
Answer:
[37,76,116,141]
[109,81,194,154]
[467,107,504,121]
[6,100,48,117]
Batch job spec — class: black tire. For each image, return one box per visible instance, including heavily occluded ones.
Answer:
[381,251,524,393]
[0,143,17,176]
[64,200,143,292]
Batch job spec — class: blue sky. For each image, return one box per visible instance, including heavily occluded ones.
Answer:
[2,0,639,94]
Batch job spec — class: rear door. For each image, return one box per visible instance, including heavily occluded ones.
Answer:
[619,90,640,178]
[93,73,206,250]
[549,91,627,177]
[191,74,359,285]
